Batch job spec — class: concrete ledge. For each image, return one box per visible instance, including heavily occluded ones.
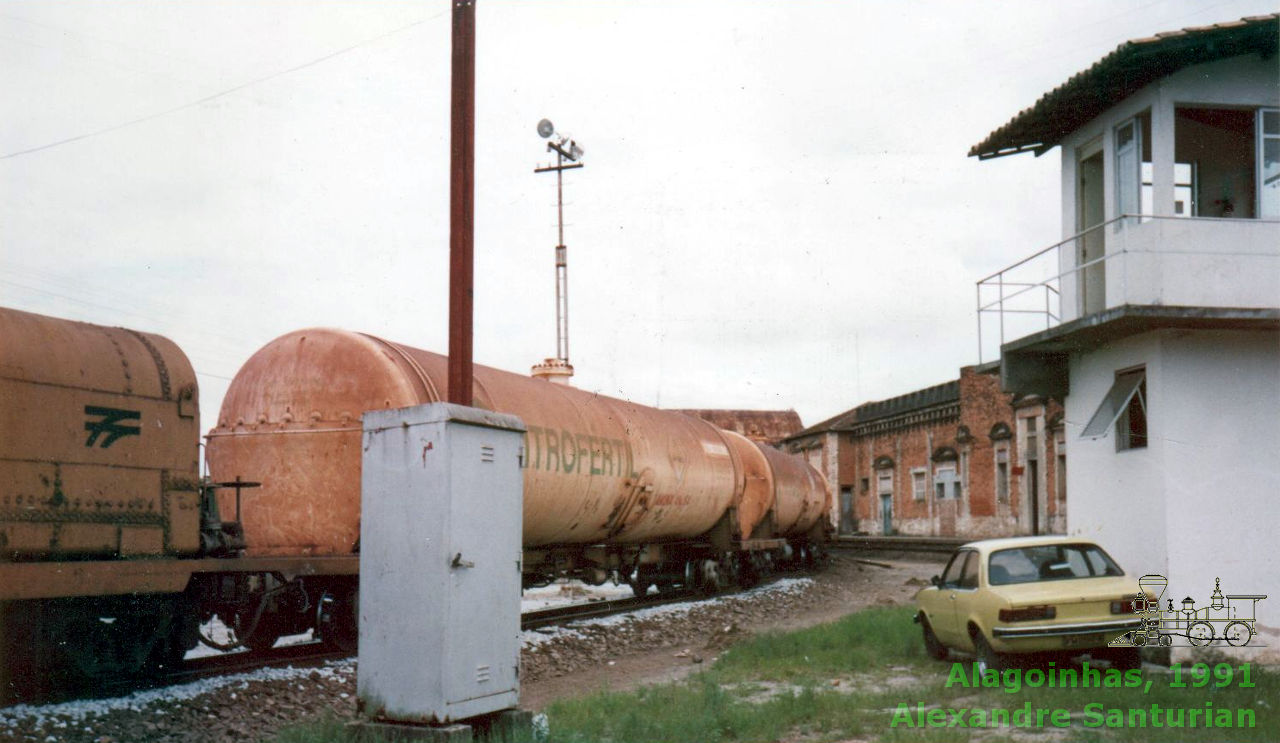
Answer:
[348,720,473,742]
[348,709,534,743]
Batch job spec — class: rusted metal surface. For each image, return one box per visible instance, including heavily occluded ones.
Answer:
[715,429,772,540]
[756,442,829,536]
[447,0,476,406]
[0,555,359,601]
[0,307,201,567]
[207,329,756,555]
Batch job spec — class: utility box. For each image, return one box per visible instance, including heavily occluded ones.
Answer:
[358,402,525,725]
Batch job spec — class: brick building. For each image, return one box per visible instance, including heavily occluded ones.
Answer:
[672,409,804,447]
[782,366,1063,539]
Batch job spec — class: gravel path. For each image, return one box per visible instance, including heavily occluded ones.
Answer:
[0,553,942,742]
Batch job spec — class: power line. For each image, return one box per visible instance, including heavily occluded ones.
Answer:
[1,9,446,161]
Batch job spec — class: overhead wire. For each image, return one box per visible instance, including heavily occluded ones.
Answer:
[1,7,449,161]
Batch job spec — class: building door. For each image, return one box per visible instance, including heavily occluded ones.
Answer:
[1078,147,1106,316]
[880,494,893,536]
[1028,459,1040,536]
[838,487,855,535]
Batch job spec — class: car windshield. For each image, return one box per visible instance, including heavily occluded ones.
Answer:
[987,543,1123,585]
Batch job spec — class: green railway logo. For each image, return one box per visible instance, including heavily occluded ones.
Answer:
[84,405,141,448]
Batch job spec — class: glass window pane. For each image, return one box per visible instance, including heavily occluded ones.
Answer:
[1082,370,1145,438]
[1264,110,1279,135]
[960,553,980,588]
[1262,138,1280,219]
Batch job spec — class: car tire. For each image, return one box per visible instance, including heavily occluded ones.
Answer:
[1102,646,1141,670]
[920,616,948,661]
[971,629,1007,673]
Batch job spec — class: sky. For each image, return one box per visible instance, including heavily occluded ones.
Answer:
[2,0,1276,439]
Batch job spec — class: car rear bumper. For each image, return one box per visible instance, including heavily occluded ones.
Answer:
[993,617,1142,640]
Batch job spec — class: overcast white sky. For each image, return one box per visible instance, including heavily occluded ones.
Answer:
[3,0,1275,434]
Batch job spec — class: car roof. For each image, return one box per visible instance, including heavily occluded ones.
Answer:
[957,535,1099,556]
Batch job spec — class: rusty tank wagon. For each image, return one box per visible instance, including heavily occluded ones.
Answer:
[1,310,830,701]
[206,328,831,594]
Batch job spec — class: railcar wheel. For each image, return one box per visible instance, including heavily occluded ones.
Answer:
[318,586,359,654]
[1224,621,1252,647]
[1188,621,1214,646]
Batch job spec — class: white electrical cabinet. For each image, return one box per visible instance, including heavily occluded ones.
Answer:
[357,402,525,724]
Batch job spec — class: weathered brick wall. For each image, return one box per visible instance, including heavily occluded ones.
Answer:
[814,365,1065,538]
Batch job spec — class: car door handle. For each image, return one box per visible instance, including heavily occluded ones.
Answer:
[451,552,475,569]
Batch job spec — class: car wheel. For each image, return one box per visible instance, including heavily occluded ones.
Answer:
[971,629,1006,673]
[1102,646,1141,670]
[920,616,947,661]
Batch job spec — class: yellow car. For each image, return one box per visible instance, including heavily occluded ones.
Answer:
[914,536,1144,670]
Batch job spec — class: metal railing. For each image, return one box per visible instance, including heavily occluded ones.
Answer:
[975,214,1280,363]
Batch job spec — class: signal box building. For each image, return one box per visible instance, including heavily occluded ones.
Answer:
[971,15,1279,608]
[782,366,1063,539]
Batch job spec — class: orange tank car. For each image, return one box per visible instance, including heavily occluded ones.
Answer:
[0,306,200,560]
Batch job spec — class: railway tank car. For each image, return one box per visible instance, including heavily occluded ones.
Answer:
[206,328,831,602]
[0,307,203,697]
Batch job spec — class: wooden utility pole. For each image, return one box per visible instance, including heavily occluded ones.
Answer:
[447,0,476,405]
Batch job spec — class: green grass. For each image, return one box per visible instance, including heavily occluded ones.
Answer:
[266,606,1279,742]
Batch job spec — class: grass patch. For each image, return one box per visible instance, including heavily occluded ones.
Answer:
[265,606,1279,742]
[712,605,925,684]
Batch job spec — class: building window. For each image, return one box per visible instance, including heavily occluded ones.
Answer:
[995,447,1010,503]
[1082,367,1147,450]
[877,472,893,497]
[860,477,869,493]
[1055,431,1067,502]
[959,450,970,501]
[1261,108,1279,219]
[934,465,958,499]
[1116,114,1148,221]
[1174,107,1278,219]
[911,469,927,501]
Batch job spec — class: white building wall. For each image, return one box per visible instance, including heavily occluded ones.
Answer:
[1065,333,1167,578]
[1066,328,1280,633]
[1160,329,1280,607]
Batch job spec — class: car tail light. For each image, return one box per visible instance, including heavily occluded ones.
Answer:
[1112,599,1134,614]
[999,605,1056,622]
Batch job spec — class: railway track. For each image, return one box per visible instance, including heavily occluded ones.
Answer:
[6,586,709,709]
[829,535,966,554]
[521,588,698,630]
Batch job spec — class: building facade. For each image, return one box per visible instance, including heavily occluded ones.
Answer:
[971,14,1279,635]
[672,409,804,447]
[783,366,1064,539]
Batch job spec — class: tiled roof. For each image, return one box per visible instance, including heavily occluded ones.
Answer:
[970,14,1279,160]
[673,408,805,444]
[786,379,960,440]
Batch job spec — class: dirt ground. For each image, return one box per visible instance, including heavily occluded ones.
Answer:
[519,552,945,709]
[0,552,944,743]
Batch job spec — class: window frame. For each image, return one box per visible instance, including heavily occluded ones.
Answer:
[911,468,928,501]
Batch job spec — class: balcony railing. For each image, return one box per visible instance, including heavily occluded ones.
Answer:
[976,215,1280,363]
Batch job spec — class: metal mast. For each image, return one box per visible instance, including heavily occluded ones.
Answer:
[532,120,583,384]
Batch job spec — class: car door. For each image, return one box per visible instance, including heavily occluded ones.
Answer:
[948,550,982,650]
[927,550,971,645]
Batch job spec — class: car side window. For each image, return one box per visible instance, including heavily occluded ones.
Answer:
[959,552,979,589]
[940,551,966,587]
